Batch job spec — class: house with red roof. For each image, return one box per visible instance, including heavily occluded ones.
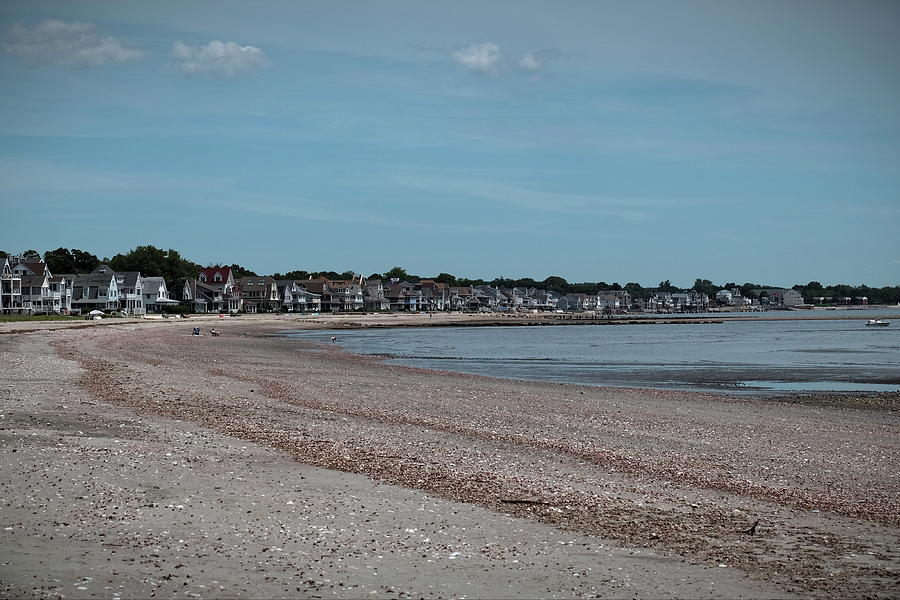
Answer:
[195,266,241,312]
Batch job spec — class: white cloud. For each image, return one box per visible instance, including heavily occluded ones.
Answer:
[170,40,269,78]
[3,19,142,68]
[452,42,502,76]
[518,52,542,71]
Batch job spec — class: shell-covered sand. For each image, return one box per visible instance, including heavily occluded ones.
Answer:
[2,315,898,598]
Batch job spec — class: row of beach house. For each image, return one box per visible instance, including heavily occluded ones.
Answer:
[2,256,803,316]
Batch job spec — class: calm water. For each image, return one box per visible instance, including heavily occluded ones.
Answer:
[283,311,900,394]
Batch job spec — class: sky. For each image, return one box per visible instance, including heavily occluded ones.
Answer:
[1,1,898,287]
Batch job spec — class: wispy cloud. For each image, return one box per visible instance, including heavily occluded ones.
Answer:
[0,158,228,195]
[169,40,269,78]
[3,19,142,68]
[213,196,504,235]
[392,175,673,221]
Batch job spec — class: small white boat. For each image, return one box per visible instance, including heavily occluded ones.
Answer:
[865,319,890,327]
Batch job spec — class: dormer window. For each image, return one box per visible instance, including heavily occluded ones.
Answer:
[214,274,222,282]
[199,273,207,282]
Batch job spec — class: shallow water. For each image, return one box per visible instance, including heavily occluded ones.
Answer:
[283,312,900,394]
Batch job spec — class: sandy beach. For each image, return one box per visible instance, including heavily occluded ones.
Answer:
[2,314,898,598]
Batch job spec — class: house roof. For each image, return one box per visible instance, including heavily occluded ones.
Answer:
[237,276,277,286]
[73,273,116,287]
[142,276,167,291]
[20,274,47,286]
[199,266,232,282]
[11,261,47,276]
[195,281,220,294]
[117,271,142,287]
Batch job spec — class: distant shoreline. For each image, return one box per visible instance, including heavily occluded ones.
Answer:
[2,307,899,335]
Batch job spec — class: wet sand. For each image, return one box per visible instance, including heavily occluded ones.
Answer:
[2,315,898,598]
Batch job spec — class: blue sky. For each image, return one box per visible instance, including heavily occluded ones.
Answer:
[1,1,898,287]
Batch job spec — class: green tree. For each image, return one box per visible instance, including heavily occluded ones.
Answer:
[275,270,311,280]
[71,249,100,273]
[228,263,257,278]
[110,245,167,276]
[658,280,678,293]
[433,272,458,286]
[109,245,201,287]
[542,276,569,294]
[693,278,719,297]
[624,282,648,299]
[739,282,759,298]
[383,266,409,281]
[44,248,76,273]
[21,249,41,260]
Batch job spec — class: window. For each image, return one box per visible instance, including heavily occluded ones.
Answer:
[214,274,222,282]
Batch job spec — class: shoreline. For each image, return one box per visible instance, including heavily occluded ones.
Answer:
[3,318,899,597]
[2,307,900,336]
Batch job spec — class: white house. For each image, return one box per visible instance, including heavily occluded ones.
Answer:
[142,276,177,313]
[71,271,120,312]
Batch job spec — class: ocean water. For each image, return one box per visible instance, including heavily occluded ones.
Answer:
[282,312,900,394]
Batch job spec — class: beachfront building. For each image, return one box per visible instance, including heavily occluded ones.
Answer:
[71,270,120,312]
[178,278,220,313]
[363,279,390,311]
[597,290,631,312]
[327,278,364,312]
[448,286,480,311]
[302,277,364,312]
[557,293,595,311]
[670,292,710,311]
[647,292,673,312]
[276,280,322,312]
[7,257,72,314]
[386,280,422,311]
[517,288,557,311]
[238,276,282,312]
[142,276,177,313]
[474,285,506,310]
[757,288,804,307]
[1,257,23,314]
[48,275,72,313]
[647,291,709,312]
[114,271,144,315]
[716,288,752,307]
[418,279,450,311]
[197,267,241,312]
[18,272,50,314]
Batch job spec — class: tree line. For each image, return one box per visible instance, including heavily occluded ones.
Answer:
[3,247,898,305]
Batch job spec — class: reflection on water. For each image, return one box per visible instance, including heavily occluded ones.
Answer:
[283,312,900,395]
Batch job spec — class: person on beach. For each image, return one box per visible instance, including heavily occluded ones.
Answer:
[331,336,336,343]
